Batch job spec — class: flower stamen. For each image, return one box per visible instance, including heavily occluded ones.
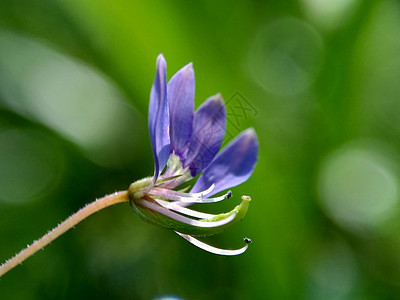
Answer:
[155,199,217,219]
[154,174,184,186]
[137,199,237,227]
[148,187,231,203]
[175,232,250,255]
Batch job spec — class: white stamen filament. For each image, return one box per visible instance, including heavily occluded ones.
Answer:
[149,186,229,203]
[152,183,214,198]
[175,232,250,256]
[155,199,217,219]
[138,199,236,227]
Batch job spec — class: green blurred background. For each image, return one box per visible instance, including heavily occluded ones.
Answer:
[1,0,400,299]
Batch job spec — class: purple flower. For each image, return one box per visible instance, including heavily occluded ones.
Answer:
[129,54,258,255]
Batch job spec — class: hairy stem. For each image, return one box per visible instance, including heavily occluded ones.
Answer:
[0,191,130,277]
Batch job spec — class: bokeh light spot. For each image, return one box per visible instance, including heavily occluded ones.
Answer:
[306,241,358,299]
[0,129,64,205]
[318,142,398,231]
[247,18,323,96]
[301,0,360,30]
[0,30,144,168]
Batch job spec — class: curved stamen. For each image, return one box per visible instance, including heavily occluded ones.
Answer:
[155,199,217,219]
[138,199,236,227]
[153,184,215,198]
[148,187,230,203]
[175,232,251,256]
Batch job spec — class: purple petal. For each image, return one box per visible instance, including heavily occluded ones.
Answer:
[184,94,226,176]
[149,54,170,179]
[191,128,258,196]
[167,63,195,157]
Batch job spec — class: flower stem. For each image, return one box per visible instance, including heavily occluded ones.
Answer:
[0,190,130,277]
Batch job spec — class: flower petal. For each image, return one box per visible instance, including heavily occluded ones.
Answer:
[167,62,195,157]
[149,54,170,180]
[184,94,226,176]
[191,128,258,196]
